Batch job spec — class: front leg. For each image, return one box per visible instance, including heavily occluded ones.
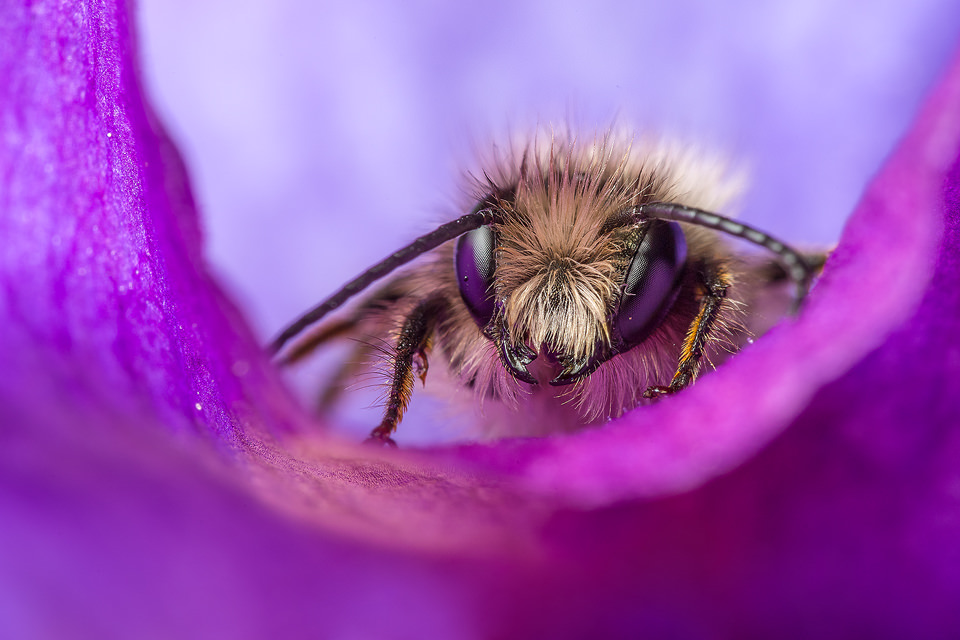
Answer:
[644,261,732,399]
[367,295,447,446]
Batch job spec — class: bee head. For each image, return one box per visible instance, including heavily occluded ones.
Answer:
[456,209,689,385]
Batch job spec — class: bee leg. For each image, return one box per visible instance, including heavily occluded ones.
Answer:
[644,262,732,399]
[319,331,426,412]
[367,295,447,447]
[276,286,406,366]
[316,340,373,411]
[278,317,357,366]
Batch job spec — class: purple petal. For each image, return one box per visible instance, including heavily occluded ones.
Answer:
[0,1,305,444]
[4,1,960,638]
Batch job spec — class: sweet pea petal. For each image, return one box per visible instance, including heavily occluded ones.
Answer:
[4,1,960,639]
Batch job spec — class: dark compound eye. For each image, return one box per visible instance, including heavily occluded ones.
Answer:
[455,224,497,327]
[614,220,688,349]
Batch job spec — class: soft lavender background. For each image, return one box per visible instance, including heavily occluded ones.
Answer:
[137,0,959,337]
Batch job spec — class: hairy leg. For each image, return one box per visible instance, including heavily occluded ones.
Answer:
[644,260,733,398]
[367,295,448,446]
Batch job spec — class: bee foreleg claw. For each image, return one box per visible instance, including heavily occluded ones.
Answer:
[412,348,429,386]
[366,423,399,447]
[642,385,675,400]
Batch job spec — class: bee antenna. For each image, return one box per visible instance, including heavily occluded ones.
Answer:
[634,202,815,314]
[269,207,499,355]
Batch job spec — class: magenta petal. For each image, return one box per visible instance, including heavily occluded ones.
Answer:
[0,1,304,444]
[4,1,960,638]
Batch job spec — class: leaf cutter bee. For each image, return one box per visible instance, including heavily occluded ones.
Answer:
[270,134,820,445]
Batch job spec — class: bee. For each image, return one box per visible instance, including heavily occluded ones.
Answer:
[270,133,820,445]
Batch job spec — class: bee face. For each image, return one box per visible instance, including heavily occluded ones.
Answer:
[272,132,819,443]
[453,149,693,388]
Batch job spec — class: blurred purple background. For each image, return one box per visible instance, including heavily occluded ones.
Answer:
[136,1,959,337]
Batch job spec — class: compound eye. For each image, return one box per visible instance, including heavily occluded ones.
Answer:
[615,220,687,349]
[455,224,497,327]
